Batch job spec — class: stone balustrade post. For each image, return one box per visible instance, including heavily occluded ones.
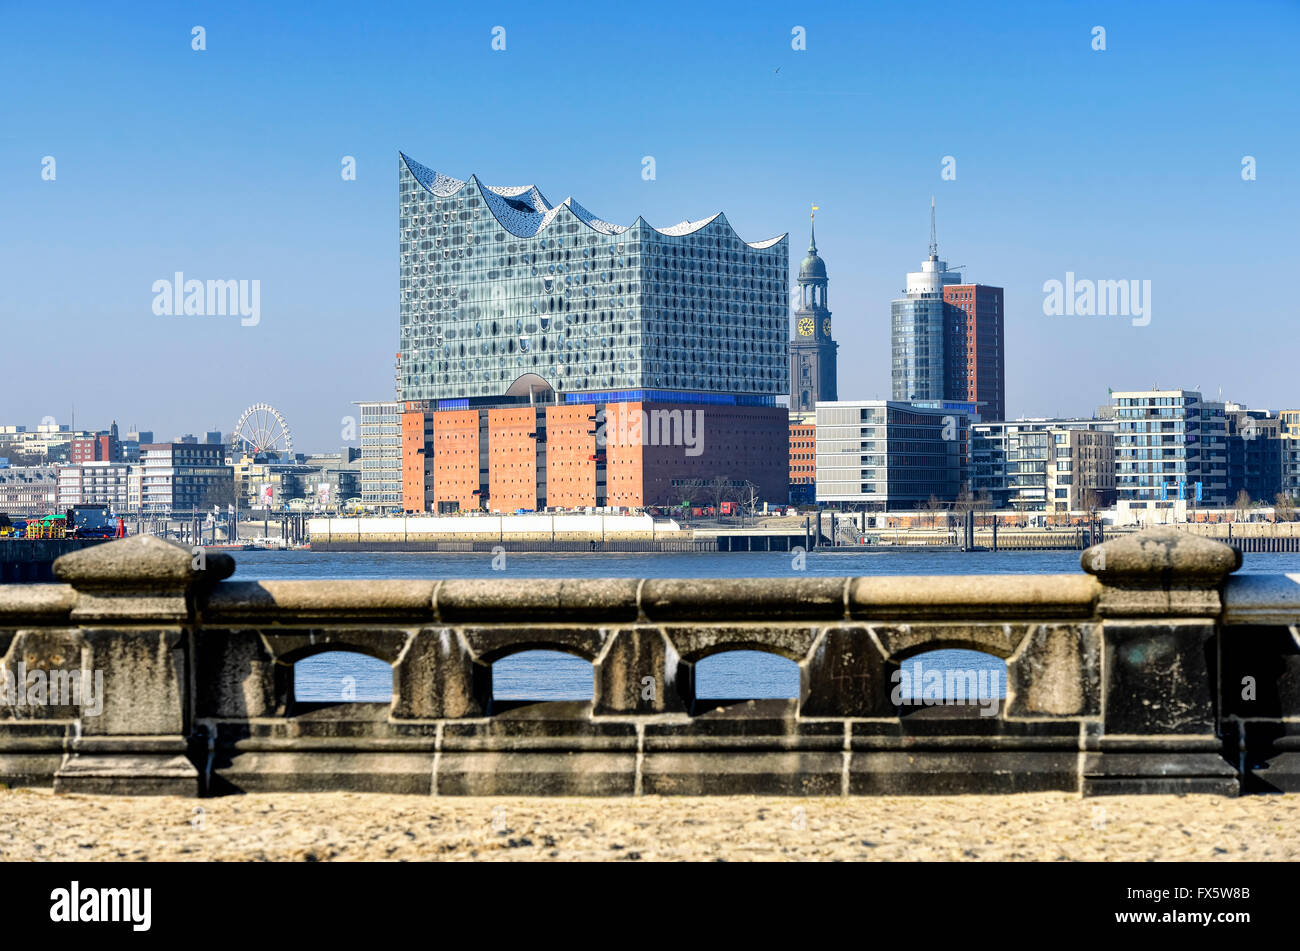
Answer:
[593,627,685,715]
[1081,526,1240,795]
[50,535,232,795]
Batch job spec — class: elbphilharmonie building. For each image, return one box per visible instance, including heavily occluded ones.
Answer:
[394,153,792,513]
[397,153,788,405]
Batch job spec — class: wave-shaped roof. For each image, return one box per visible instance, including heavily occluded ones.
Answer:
[400,153,784,248]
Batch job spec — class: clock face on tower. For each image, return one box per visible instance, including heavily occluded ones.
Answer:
[821,318,832,337]
[798,317,814,337]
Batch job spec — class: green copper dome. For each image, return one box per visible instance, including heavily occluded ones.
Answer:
[799,221,826,279]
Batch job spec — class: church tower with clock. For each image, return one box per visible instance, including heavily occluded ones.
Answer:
[788,210,839,412]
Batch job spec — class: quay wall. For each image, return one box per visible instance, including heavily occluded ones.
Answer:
[0,538,107,583]
[307,514,688,550]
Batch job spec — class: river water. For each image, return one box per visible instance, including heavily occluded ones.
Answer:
[233,549,1298,705]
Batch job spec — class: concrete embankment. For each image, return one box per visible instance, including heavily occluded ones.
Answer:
[0,538,107,582]
[870,531,1108,551]
[313,537,702,552]
[307,514,823,553]
[1180,522,1300,552]
[308,514,719,552]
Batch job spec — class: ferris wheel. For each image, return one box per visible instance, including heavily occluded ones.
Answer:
[232,403,293,456]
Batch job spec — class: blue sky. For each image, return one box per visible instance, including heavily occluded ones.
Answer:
[2,0,1297,451]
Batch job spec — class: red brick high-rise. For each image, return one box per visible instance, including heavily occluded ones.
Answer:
[69,421,122,465]
[942,284,1005,422]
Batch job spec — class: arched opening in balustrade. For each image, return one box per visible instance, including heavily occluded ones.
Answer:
[695,650,801,700]
[490,649,594,707]
[291,650,395,706]
[893,648,1006,718]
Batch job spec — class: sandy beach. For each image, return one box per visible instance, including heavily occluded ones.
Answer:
[1,789,1296,861]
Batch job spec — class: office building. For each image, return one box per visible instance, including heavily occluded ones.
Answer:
[121,429,153,463]
[815,400,967,509]
[69,422,122,465]
[137,443,232,513]
[1112,389,1228,508]
[1279,410,1300,502]
[0,424,86,461]
[969,425,1013,509]
[1224,406,1283,503]
[0,466,58,516]
[301,451,363,509]
[788,412,816,505]
[1279,410,1300,440]
[1048,428,1116,513]
[972,418,1115,512]
[358,401,402,509]
[891,200,1005,419]
[57,462,134,510]
[942,283,1005,421]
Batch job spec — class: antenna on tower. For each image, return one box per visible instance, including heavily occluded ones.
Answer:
[928,196,938,260]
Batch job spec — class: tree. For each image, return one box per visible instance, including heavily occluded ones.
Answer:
[201,480,236,510]
[737,480,759,526]
[1080,487,1100,519]
[708,475,732,516]
[1234,489,1252,521]
[953,486,976,517]
[671,479,702,519]
[1275,492,1296,522]
[0,444,45,468]
[921,494,946,529]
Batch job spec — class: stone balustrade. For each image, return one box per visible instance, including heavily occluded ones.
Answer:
[0,527,1295,797]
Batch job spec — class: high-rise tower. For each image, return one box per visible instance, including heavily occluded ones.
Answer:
[788,207,838,412]
[891,199,1004,419]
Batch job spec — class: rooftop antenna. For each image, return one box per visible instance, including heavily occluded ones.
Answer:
[928,196,938,261]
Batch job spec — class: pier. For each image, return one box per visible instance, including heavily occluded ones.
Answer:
[1,527,1297,797]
